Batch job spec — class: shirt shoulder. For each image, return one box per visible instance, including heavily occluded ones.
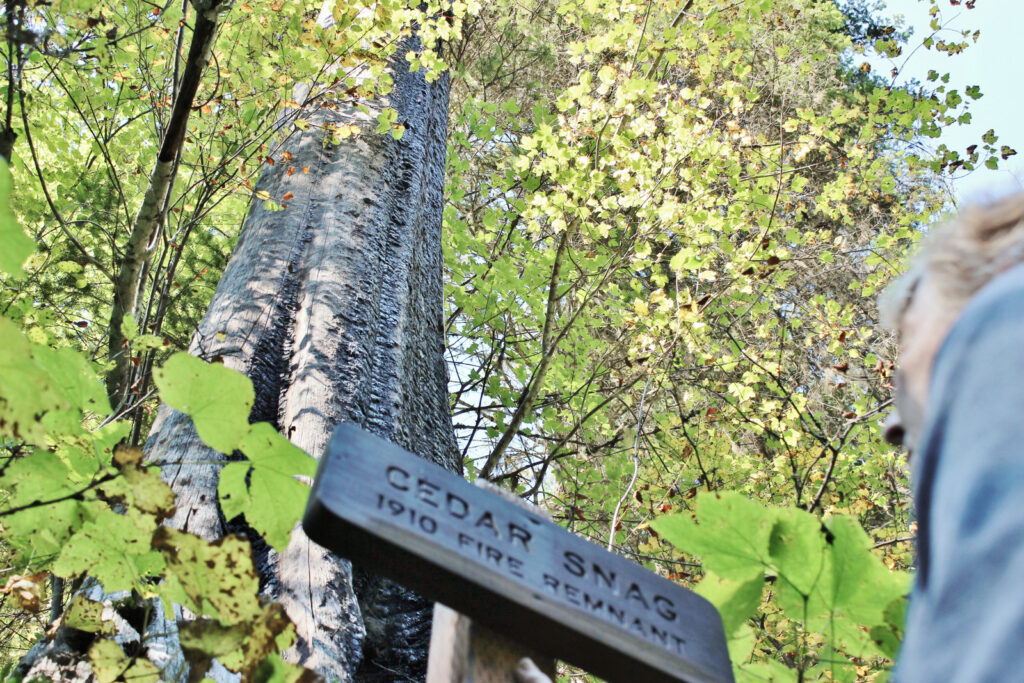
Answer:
[900,262,1024,682]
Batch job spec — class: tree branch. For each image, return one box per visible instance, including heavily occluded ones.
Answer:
[106,0,225,408]
[480,227,572,480]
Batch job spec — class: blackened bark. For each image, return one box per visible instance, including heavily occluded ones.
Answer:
[149,43,457,681]
[19,41,455,683]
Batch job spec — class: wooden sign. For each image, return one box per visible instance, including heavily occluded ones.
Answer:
[303,424,733,683]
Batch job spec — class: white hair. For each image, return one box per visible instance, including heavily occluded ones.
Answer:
[879,192,1024,328]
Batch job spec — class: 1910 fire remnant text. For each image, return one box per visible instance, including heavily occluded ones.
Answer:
[303,424,732,683]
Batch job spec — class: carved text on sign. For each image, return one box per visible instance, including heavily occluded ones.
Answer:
[303,424,733,683]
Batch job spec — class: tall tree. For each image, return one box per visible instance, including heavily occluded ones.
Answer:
[138,40,457,679]
[6,1,461,680]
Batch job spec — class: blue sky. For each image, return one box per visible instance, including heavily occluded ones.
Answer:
[873,0,1023,203]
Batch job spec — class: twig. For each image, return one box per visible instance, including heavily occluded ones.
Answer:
[607,373,654,551]
[873,536,914,549]
[0,472,120,518]
[481,226,573,479]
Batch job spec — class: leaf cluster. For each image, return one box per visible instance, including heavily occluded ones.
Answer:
[0,161,315,677]
[653,492,908,681]
[441,0,996,678]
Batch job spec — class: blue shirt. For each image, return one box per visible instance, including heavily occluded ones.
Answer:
[898,263,1024,681]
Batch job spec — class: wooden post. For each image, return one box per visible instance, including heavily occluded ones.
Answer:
[424,481,558,683]
[426,603,556,683]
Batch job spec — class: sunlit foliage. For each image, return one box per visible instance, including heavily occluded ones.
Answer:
[0,0,1007,679]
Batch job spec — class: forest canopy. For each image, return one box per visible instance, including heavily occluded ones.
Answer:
[0,0,1009,680]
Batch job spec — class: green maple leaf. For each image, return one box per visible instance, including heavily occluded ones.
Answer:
[153,352,254,454]
[0,450,92,557]
[651,491,775,581]
[218,422,316,550]
[153,527,261,623]
[0,161,33,277]
[0,318,76,445]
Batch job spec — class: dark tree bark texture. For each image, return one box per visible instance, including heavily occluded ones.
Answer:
[156,48,457,680]
[19,42,456,683]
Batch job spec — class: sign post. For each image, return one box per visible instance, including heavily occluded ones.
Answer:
[426,603,556,683]
[303,424,733,683]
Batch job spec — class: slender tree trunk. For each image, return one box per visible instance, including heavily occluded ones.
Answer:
[0,0,23,164]
[19,41,455,683]
[106,0,226,410]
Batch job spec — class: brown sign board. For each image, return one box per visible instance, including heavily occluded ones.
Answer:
[303,424,734,683]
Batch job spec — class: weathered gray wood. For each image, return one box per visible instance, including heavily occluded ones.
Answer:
[426,490,556,683]
[161,44,455,680]
[426,604,556,683]
[305,424,734,683]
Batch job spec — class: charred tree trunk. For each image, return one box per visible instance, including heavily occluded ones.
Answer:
[19,42,456,683]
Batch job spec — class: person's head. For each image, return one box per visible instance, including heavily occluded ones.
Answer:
[879,192,1024,451]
